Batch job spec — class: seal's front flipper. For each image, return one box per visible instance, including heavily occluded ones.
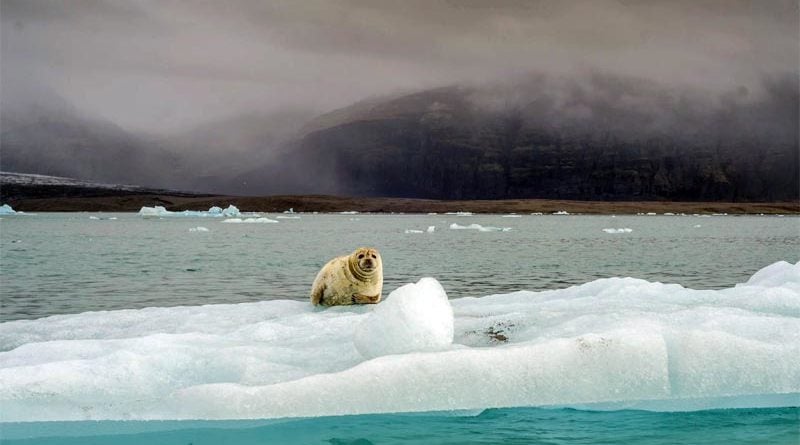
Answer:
[353,293,381,304]
[310,283,326,306]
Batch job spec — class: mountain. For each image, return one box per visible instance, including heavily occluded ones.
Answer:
[157,109,315,194]
[236,74,799,201]
[0,86,181,189]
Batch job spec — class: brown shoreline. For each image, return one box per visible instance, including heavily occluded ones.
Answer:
[6,194,799,215]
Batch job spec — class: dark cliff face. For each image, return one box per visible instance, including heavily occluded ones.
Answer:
[240,76,799,201]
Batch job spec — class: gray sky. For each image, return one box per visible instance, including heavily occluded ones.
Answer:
[2,0,797,134]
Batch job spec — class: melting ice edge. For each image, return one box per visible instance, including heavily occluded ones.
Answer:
[1,261,798,421]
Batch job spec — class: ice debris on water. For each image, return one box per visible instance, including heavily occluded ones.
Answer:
[445,211,473,216]
[602,228,633,234]
[405,226,436,234]
[221,217,278,224]
[450,223,511,232]
[1,261,798,421]
[552,210,569,215]
[0,204,16,215]
[139,205,242,218]
[189,226,210,232]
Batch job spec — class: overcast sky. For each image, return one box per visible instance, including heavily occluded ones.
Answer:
[2,0,797,134]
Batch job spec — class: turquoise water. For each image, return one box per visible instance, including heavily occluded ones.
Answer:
[1,212,798,444]
[3,407,798,444]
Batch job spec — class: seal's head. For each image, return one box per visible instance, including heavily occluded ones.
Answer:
[350,247,382,277]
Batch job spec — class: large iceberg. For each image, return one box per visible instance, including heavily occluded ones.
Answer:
[139,205,242,218]
[0,262,798,421]
[0,204,16,215]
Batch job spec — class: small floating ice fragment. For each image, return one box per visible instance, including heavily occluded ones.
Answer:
[450,223,511,232]
[339,211,359,215]
[502,214,522,218]
[602,228,633,234]
[189,226,210,232]
[427,225,435,233]
[552,210,569,215]
[221,217,278,224]
[446,211,473,216]
[404,229,424,234]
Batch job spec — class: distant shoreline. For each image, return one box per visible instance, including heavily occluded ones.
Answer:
[5,193,798,215]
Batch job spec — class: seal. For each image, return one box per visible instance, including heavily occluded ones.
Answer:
[310,247,383,306]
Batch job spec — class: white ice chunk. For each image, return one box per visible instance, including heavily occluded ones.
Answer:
[404,229,424,234]
[221,217,278,224]
[602,228,633,233]
[552,210,569,215]
[502,214,522,218]
[188,227,210,232]
[449,223,511,232]
[139,205,244,218]
[339,211,359,215]
[138,205,168,217]
[0,204,17,215]
[221,205,240,217]
[445,211,473,216]
[427,226,435,233]
[353,278,453,359]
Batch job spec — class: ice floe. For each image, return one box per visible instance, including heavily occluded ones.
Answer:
[445,212,473,216]
[1,262,798,421]
[188,227,210,232]
[139,205,242,218]
[0,204,17,215]
[552,211,569,215]
[221,217,278,224]
[449,223,511,232]
[602,228,633,234]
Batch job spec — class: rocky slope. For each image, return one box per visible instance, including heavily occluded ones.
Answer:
[236,75,799,201]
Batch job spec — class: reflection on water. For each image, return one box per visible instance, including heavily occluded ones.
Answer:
[1,213,798,321]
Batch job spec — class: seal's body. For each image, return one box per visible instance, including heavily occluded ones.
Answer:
[311,247,383,306]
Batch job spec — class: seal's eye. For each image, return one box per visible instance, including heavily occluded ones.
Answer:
[371,254,376,259]
[358,254,364,259]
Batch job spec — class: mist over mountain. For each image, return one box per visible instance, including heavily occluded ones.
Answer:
[0,85,314,194]
[1,0,797,202]
[233,73,799,201]
[0,85,180,188]
[2,71,798,201]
